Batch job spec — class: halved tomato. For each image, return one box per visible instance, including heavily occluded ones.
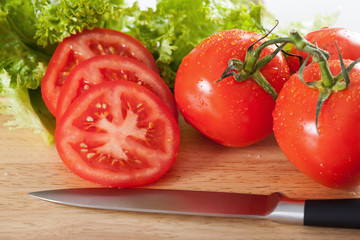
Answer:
[55,80,180,187]
[56,55,177,121]
[41,28,158,115]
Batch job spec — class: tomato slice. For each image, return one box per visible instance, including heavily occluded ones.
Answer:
[41,28,158,115]
[55,81,180,187]
[56,55,178,121]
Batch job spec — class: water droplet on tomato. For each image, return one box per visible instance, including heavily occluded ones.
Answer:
[199,98,204,105]
[332,113,339,120]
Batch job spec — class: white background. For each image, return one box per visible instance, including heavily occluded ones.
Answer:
[266,0,359,32]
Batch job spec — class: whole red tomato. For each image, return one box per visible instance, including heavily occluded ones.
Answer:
[175,29,290,147]
[287,27,360,73]
[273,59,360,189]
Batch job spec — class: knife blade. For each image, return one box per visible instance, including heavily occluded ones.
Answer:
[28,188,360,229]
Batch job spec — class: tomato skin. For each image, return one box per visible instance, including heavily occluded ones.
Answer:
[273,60,360,189]
[287,27,360,73]
[175,29,290,147]
[42,28,158,116]
[56,55,178,121]
[55,80,180,187]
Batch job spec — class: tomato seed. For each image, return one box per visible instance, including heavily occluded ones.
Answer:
[86,116,94,122]
[97,44,106,55]
[126,102,132,110]
[109,46,116,54]
[98,156,106,162]
[80,142,88,148]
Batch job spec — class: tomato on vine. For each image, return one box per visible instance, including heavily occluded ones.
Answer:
[175,29,290,147]
[274,44,360,189]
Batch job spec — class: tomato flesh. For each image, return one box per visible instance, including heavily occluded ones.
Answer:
[175,29,290,147]
[55,81,180,187]
[273,60,360,189]
[42,28,158,116]
[56,55,177,121]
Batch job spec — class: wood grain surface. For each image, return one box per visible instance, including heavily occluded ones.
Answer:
[1,115,359,239]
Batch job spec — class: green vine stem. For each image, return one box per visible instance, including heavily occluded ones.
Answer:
[217,28,360,133]
[297,43,360,132]
[217,29,330,101]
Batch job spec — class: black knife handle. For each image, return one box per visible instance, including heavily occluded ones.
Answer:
[304,198,360,228]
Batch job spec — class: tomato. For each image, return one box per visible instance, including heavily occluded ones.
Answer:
[55,80,180,187]
[42,28,158,116]
[287,27,360,73]
[56,55,177,121]
[174,29,290,147]
[273,59,360,189]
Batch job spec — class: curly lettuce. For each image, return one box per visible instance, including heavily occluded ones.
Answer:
[105,0,267,89]
[0,0,126,144]
[0,70,55,144]
[0,0,266,144]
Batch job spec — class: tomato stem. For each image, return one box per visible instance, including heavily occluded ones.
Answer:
[319,60,335,88]
[218,30,333,103]
[296,41,360,133]
[245,37,289,73]
[315,88,332,132]
[288,30,330,61]
[252,71,278,100]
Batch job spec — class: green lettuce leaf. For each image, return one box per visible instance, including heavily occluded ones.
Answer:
[0,0,126,144]
[0,70,55,144]
[0,0,266,144]
[106,0,266,89]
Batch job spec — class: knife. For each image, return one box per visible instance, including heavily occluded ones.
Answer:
[28,188,360,229]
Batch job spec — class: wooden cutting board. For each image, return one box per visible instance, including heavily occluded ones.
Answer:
[1,114,359,239]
